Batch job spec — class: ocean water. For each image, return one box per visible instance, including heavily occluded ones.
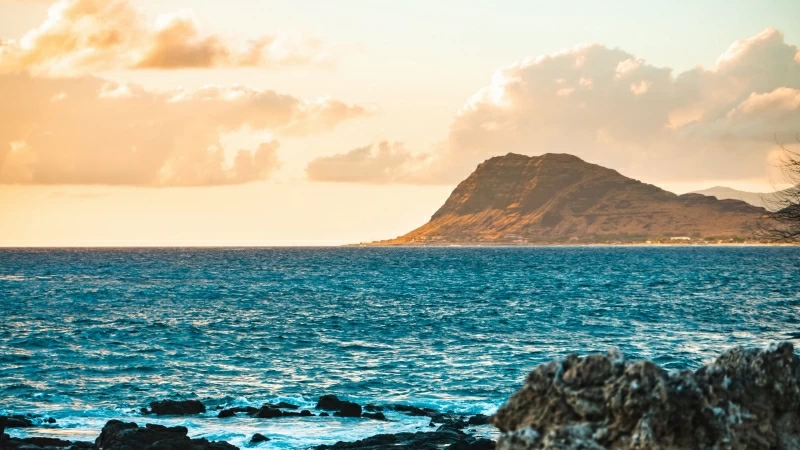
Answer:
[1,246,799,448]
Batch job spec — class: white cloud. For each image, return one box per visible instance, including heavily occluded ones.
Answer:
[0,73,371,185]
[308,28,800,184]
[0,0,332,75]
[306,141,431,184]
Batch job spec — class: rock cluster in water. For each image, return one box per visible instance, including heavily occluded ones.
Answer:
[1,420,235,450]
[1,395,494,449]
[492,342,800,450]
[10,342,793,450]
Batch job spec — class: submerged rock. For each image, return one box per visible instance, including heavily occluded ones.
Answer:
[316,395,362,417]
[146,399,207,416]
[218,406,259,418]
[362,412,388,421]
[492,342,800,450]
[95,420,237,450]
[250,433,270,443]
[254,407,282,419]
[390,404,438,417]
[267,402,299,410]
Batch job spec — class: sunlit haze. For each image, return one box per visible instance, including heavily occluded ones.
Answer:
[2,0,799,246]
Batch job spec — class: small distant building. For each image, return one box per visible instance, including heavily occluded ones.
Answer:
[670,237,691,241]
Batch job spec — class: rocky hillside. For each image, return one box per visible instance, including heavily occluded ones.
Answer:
[374,153,765,244]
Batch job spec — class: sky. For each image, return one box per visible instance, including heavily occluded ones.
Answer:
[1,0,799,246]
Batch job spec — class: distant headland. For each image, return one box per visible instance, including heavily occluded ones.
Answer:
[359,153,771,246]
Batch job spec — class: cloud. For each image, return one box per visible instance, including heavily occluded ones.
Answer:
[308,28,800,184]
[0,0,331,75]
[0,73,371,185]
[306,141,431,183]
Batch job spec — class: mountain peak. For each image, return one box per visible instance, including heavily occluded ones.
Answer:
[375,153,764,245]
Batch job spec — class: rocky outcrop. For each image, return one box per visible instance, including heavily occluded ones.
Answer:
[2,435,93,449]
[372,153,764,245]
[250,433,269,443]
[218,404,313,419]
[3,415,35,428]
[95,420,237,450]
[144,399,206,416]
[316,395,363,418]
[492,342,800,449]
[313,428,495,450]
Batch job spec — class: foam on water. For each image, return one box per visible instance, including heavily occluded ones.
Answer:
[1,246,799,447]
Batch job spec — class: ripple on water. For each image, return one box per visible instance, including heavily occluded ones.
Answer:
[0,246,799,446]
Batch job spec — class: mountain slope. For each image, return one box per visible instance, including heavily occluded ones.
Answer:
[375,153,765,244]
[690,186,787,211]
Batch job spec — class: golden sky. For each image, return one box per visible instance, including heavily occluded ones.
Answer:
[1,0,800,245]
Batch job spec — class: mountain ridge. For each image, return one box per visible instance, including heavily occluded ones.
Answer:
[368,153,765,245]
[690,186,789,211]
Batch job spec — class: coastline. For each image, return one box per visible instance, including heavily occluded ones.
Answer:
[3,397,497,449]
[5,342,800,449]
[348,242,798,247]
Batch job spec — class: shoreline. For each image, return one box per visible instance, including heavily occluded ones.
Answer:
[5,342,800,449]
[2,397,497,449]
[349,242,798,247]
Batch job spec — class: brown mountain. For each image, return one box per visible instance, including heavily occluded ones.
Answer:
[372,153,766,245]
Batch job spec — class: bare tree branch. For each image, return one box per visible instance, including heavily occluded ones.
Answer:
[757,135,800,242]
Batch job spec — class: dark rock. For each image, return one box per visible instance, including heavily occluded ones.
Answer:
[250,433,270,443]
[430,413,463,424]
[12,436,75,447]
[333,402,362,418]
[313,429,480,449]
[269,402,299,410]
[95,420,237,450]
[362,412,387,421]
[281,410,315,417]
[316,394,343,410]
[254,407,282,419]
[45,418,57,424]
[469,439,496,450]
[447,442,470,450]
[390,405,438,417]
[218,409,236,419]
[5,415,34,428]
[363,404,384,412]
[437,421,468,432]
[148,399,206,416]
[493,342,800,450]
[217,406,258,418]
[320,412,330,417]
[467,414,491,426]
[316,395,362,417]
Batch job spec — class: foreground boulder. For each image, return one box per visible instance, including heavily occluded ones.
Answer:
[95,420,237,450]
[145,399,206,416]
[492,342,800,450]
[3,415,34,428]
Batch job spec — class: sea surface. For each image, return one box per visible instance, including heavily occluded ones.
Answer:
[1,246,799,448]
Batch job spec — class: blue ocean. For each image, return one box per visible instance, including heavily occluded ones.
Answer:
[1,247,799,447]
